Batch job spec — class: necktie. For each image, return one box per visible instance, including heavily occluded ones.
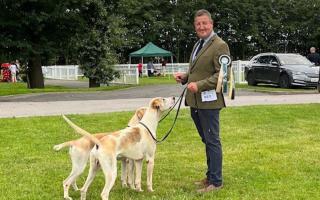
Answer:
[194,39,204,57]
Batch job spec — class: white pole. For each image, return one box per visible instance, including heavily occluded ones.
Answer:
[136,67,139,84]
[75,65,78,80]
[169,55,173,79]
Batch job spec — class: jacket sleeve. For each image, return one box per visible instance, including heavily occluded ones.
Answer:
[196,42,230,92]
[180,72,189,85]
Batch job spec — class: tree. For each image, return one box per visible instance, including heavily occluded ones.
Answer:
[77,27,120,87]
[74,0,126,87]
[115,0,167,62]
[2,0,320,75]
[0,0,122,88]
[0,0,85,88]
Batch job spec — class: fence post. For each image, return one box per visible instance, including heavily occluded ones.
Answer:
[52,66,55,79]
[123,71,126,84]
[67,65,69,80]
[136,67,139,84]
[239,61,242,83]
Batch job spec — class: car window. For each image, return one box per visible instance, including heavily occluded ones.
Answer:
[269,56,278,64]
[257,56,269,64]
[250,56,259,64]
[277,54,313,65]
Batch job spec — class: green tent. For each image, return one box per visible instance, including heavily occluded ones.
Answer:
[129,42,173,71]
[129,42,172,57]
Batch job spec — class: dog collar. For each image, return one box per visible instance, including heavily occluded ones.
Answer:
[139,122,157,143]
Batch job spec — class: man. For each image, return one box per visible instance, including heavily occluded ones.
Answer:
[147,60,155,77]
[137,62,143,77]
[9,61,18,83]
[15,60,21,81]
[307,47,320,66]
[174,9,230,193]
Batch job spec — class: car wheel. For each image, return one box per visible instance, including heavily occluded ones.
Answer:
[279,74,291,88]
[247,72,257,86]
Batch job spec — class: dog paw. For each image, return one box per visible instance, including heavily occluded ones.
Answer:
[129,184,135,190]
[72,184,79,191]
[147,188,154,192]
[80,191,87,200]
[53,144,62,151]
[121,183,128,188]
[135,188,144,192]
[64,196,73,200]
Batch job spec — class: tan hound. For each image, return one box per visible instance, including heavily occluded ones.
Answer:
[62,97,175,200]
[54,107,146,200]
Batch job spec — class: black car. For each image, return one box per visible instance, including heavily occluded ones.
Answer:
[245,53,320,89]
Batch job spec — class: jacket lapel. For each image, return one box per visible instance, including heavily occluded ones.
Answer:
[189,35,217,71]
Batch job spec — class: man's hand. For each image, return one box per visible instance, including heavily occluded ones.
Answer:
[173,72,185,83]
[187,82,198,93]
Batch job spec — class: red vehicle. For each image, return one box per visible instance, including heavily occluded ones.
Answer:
[1,63,11,82]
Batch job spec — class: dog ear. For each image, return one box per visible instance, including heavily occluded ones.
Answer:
[151,98,162,110]
[136,108,146,120]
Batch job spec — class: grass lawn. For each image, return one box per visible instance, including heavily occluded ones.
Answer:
[1,79,318,97]
[0,76,176,96]
[0,104,319,199]
[1,71,319,97]
[77,75,177,86]
[139,75,176,85]
[0,82,133,96]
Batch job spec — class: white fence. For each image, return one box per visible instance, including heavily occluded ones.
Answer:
[115,63,189,77]
[110,67,139,85]
[42,65,82,80]
[42,61,248,84]
[232,60,249,83]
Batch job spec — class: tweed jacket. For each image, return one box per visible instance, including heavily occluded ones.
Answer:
[183,34,230,109]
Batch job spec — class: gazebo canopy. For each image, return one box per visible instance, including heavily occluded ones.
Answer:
[129,42,172,57]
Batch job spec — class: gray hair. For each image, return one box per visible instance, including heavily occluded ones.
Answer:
[194,9,213,22]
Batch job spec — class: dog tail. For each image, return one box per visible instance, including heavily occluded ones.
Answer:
[62,115,102,146]
[53,141,73,151]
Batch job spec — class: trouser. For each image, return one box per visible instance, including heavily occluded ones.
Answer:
[190,107,222,187]
[147,69,153,77]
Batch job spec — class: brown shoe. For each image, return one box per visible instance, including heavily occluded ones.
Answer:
[197,184,223,193]
[194,178,208,186]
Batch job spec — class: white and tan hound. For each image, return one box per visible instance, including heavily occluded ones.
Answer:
[62,97,175,200]
[54,107,146,200]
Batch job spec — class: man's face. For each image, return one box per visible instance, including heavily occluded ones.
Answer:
[194,15,213,39]
[310,47,315,53]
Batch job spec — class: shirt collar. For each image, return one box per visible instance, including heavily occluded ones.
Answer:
[200,31,215,45]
